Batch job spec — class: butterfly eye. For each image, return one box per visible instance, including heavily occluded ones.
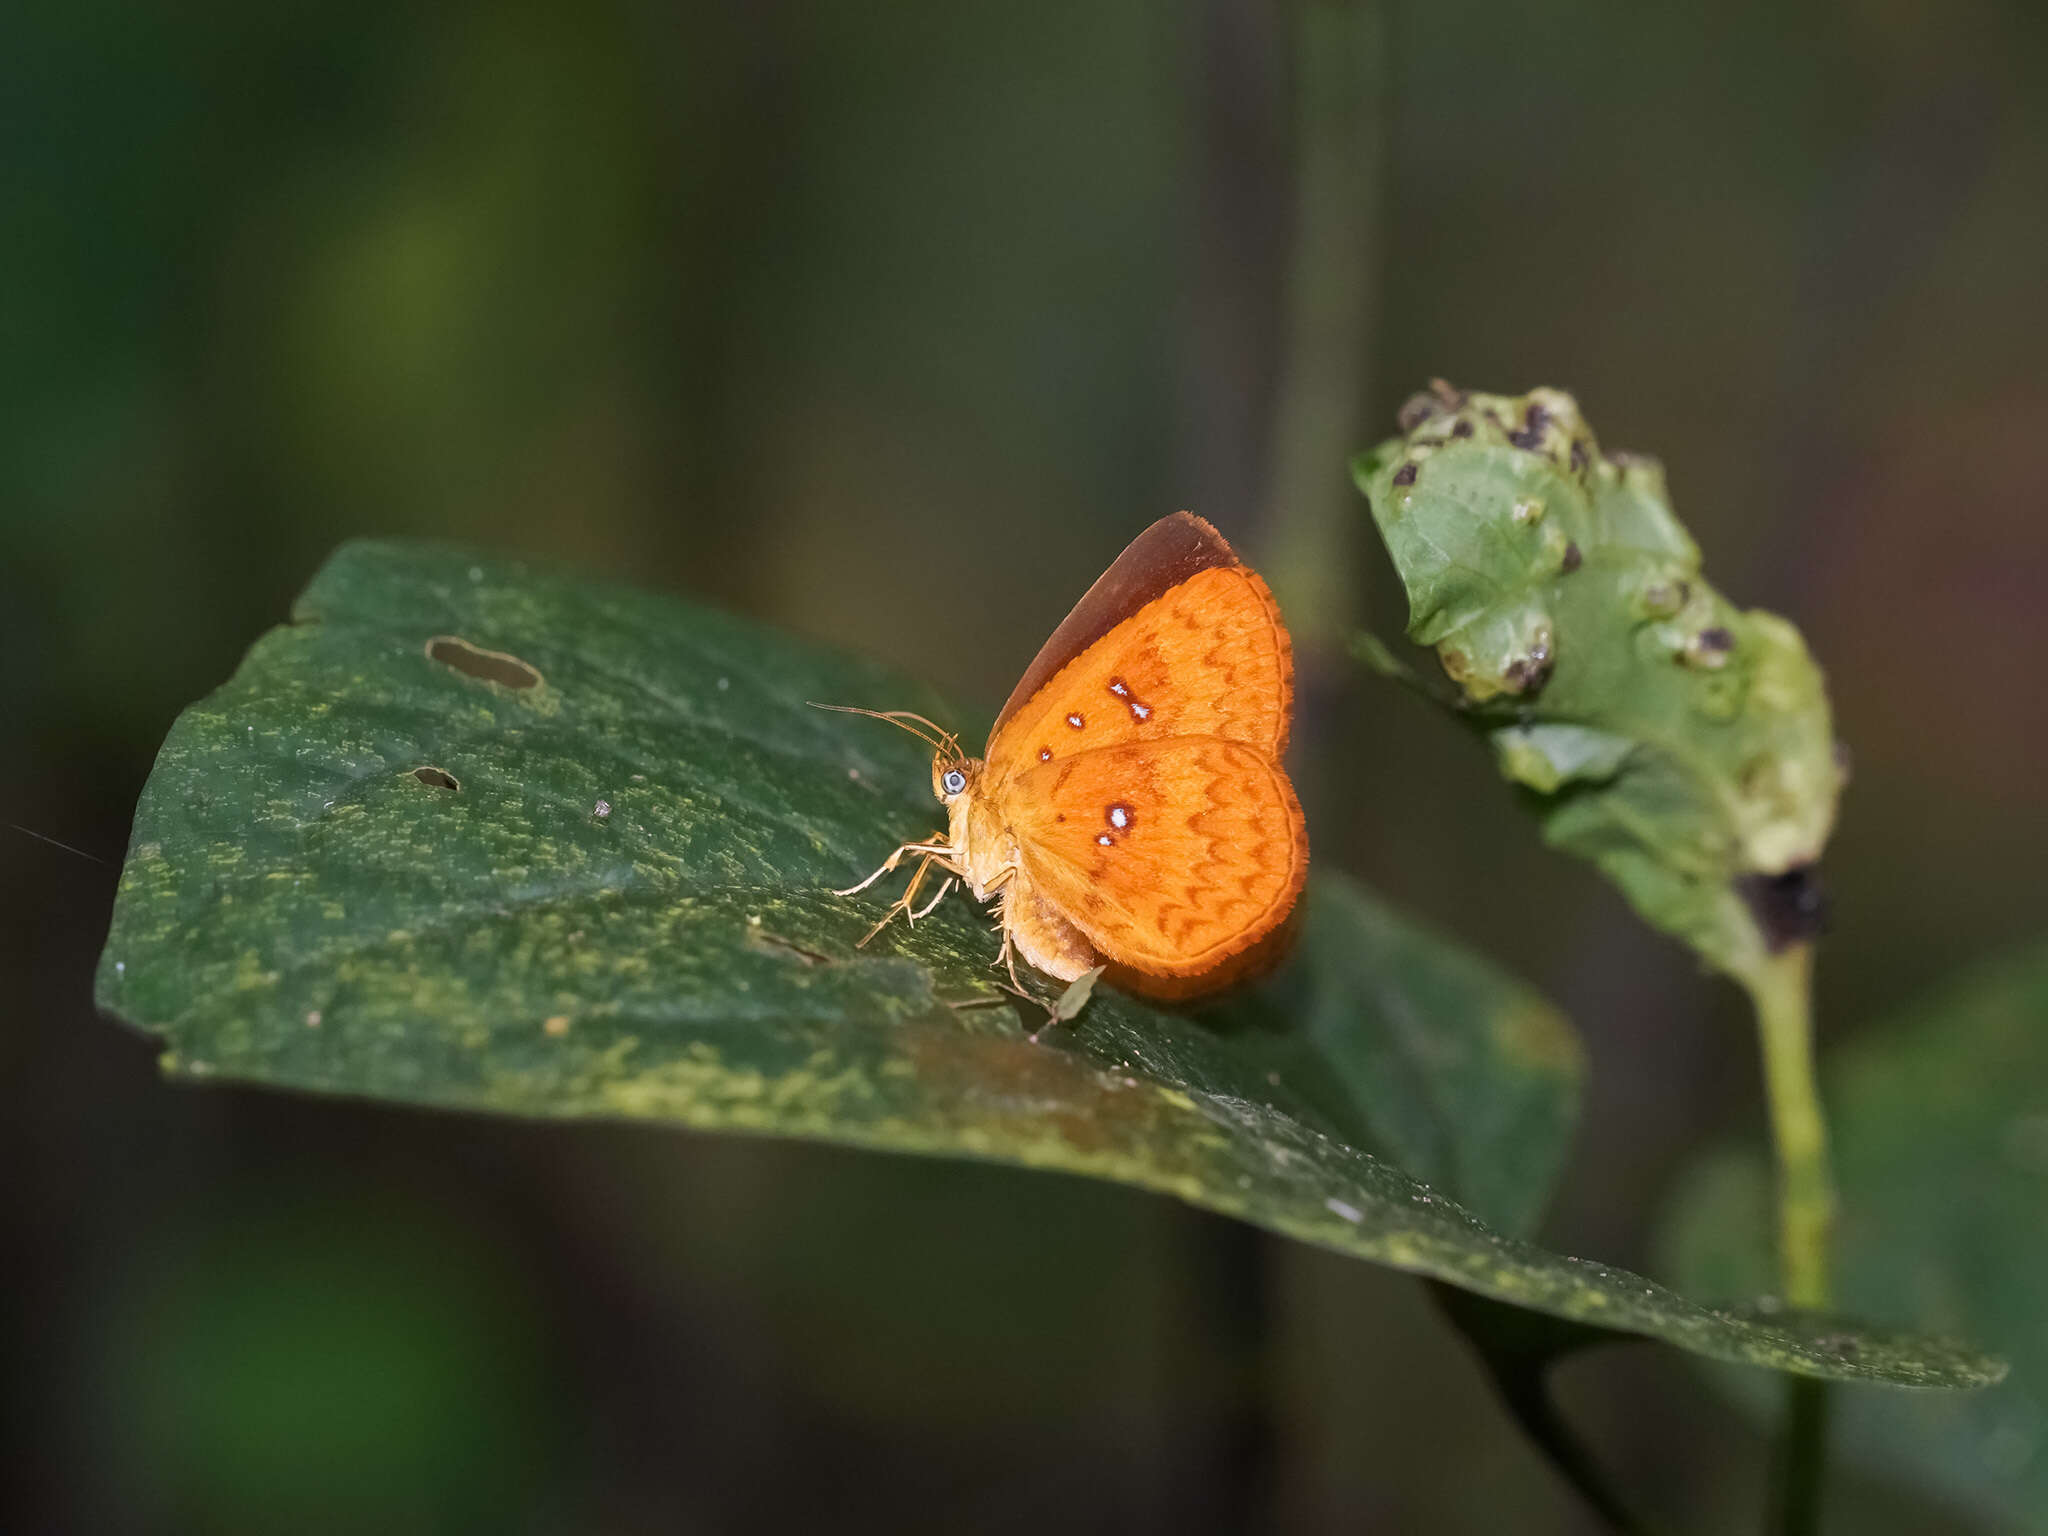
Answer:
[941,768,967,796]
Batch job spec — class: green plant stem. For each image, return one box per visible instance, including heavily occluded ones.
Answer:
[1749,941,1833,1311]
[1775,1378,1831,1536]
[1744,940,1835,1536]
[1260,0,1386,661]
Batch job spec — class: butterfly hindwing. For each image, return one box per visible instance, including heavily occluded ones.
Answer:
[994,736,1307,976]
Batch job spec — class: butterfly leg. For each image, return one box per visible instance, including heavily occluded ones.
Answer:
[858,854,928,946]
[907,873,955,923]
[982,870,1030,996]
[834,835,952,898]
[856,852,968,947]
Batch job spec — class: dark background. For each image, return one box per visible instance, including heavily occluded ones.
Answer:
[6,2,2046,1531]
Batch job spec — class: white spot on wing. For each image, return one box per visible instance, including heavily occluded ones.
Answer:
[1132,702,1151,719]
[1066,712,1084,729]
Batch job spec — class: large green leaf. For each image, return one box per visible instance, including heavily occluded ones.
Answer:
[1352,384,1844,988]
[1661,945,2048,1527]
[95,540,1999,1388]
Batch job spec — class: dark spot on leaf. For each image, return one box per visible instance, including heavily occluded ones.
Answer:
[1569,440,1588,473]
[412,767,460,791]
[1507,427,1544,450]
[1451,419,1474,438]
[1524,402,1551,434]
[939,992,1014,1013]
[1393,463,1418,487]
[1396,392,1441,432]
[1501,655,1553,696]
[1737,865,1830,951]
[426,635,543,690]
[1697,626,1734,654]
[749,930,835,966]
[1561,542,1582,573]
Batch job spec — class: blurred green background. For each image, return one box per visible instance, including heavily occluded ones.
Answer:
[6,2,2046,1531]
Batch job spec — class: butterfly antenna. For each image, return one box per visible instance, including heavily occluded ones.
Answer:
[806,702,957,756]
[6,821,112,867]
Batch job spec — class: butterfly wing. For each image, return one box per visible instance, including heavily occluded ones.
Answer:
[994,737,1307,977]
[983,552,1293,786]
[991,512,1242,734]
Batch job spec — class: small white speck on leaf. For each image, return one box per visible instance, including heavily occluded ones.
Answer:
[543,1014,570,1037]
[717,677,730,691]
[305,1010,322,1028]
[1326,1199,1363,1224]
[114,961,125,976]
[592,799,612,819]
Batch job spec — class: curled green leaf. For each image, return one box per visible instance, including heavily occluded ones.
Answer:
[1353,383,1846,985]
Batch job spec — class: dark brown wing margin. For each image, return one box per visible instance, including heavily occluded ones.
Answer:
[990,511,1241,741]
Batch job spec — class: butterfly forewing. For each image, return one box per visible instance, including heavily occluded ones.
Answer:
[983,563,1293,788]
[994,737,1306,976]
[990,511,1243,738]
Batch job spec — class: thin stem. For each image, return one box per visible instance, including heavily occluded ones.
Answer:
[1748,941,1833,1311]
[1775,1379,1831,1536]
[1743,940,1836,1536]
[1259,0,1388,662]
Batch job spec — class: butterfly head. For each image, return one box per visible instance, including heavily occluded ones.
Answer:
[807,702,977,804]
[931,753,982,805]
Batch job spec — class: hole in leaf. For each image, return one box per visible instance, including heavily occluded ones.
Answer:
[425,635,543,690]
[412,766,460,791]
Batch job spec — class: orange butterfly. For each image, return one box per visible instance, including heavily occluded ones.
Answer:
[828,512,1308,1000]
